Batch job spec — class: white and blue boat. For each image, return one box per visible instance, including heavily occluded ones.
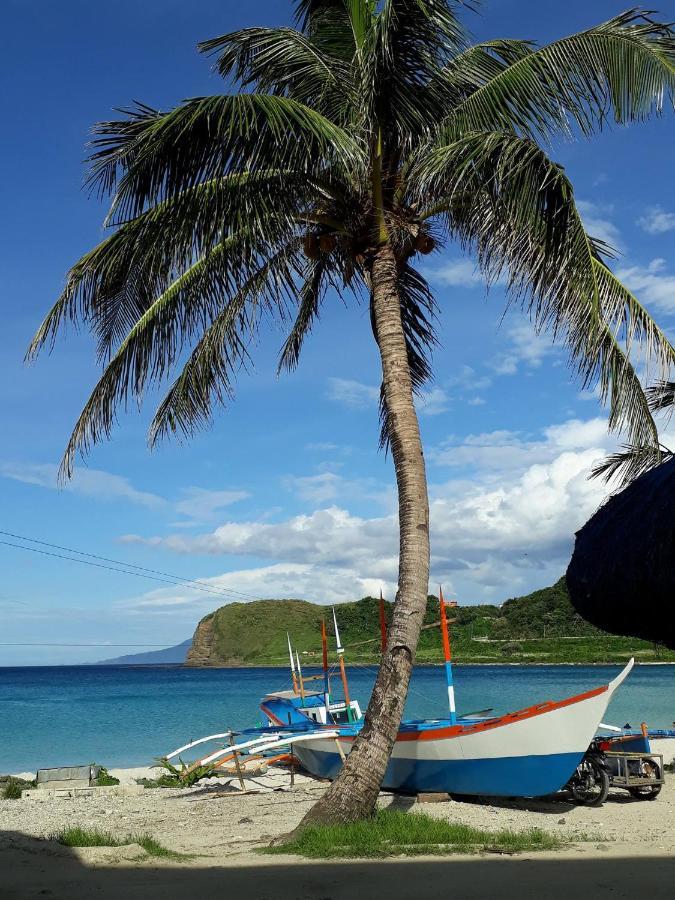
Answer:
[165,594,635,799]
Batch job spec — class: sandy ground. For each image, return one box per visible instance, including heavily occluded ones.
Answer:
[1,763,674,899]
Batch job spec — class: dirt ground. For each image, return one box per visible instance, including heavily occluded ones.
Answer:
[1,767,673,899]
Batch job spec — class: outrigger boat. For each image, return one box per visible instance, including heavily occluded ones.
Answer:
[165,590,635,799]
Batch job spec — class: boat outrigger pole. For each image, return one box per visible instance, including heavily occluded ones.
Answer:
[332,607,352,718]
[439,586,457,725]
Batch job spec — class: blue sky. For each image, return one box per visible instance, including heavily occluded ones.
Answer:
[2,0,675,665]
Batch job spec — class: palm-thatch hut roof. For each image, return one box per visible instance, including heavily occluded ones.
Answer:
[566,457,675,650]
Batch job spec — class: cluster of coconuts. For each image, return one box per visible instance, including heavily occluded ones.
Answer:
[303,233,336,259]
[303,229,435,259]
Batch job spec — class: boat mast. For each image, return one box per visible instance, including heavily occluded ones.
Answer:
[379,589,387,655]
[332,607,352,716]
[321,618,330,711]
[287,633,299,693]
[439,586,457,724]
[295,650,306,703]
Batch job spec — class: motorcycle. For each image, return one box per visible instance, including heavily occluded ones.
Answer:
[565,739,610,806]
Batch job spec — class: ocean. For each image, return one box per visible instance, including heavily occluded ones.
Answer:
[2,663,674,774]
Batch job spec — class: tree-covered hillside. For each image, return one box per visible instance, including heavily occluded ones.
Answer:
[186,579,674,666]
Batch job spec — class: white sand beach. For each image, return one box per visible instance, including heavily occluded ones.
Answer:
[1,763,674,899]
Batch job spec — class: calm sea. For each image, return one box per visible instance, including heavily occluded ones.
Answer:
[1,664,674,773]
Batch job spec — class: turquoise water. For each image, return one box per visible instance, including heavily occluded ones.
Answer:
[1,664,674,773]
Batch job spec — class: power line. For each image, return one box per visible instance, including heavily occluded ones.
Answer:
[0,642,171,647]
[0,529,266,603]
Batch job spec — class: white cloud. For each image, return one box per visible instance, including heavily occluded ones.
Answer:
[172,488,249,525]
[305,442,340,452]
[284,472,342,504]
[424,258,487,287]
[429,418,611,472]
[118,563,395,614]
[0,462,164,508]
[638,206,675,235]
[577,200,622,250]
[327,377,379,409]
[447,365,493,393]
[491,321,556,376]
[119,417,620,605]
[616,258,675,315]
[416,386,449,416]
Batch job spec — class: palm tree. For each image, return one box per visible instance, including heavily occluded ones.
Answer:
[29,1,675,824]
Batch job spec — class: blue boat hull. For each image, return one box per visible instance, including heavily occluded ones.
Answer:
[295,745,583,797]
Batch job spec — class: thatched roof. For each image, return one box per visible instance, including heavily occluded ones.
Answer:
[566,456,675,650]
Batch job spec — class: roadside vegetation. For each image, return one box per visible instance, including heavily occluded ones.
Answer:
[137,758,221,789]
[51,826,186,859]
[92,765,120,787]
[263,808,563,859]
[1,776,35,799]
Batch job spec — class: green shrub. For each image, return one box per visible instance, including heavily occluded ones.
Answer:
[92,765,120,787]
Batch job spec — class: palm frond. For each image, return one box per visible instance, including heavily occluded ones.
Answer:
[198,27,354,122]
[591,444,671,483]
[648,379,675,411]
[57,242,241,478]
[367,0,469,143]
[148,241,304,446]
[295,0,360,59]
[442,10,675,142]
[27,172,306,363]
[88,94,365,220]
[412,131,675,452]
[278,257,328,372]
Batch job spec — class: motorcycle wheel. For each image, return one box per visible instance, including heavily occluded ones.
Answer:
[627,760,662,801]
[628,784,662,800]
[570,759,610,807]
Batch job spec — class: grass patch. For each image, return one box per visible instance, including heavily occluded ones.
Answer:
[263,808,564,859]
[1,776,35,799]
[51,827,186,859]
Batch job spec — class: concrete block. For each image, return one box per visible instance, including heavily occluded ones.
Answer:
[22,784,144,801]
[36,765,100,790]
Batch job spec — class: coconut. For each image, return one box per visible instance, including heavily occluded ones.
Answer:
[319,233,336,253]
[303,233,319,259]
[414,233,435,255]
[566,456,675,649]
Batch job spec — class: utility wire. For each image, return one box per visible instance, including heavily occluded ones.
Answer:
[0,642,171,647]
[0,529,266,603]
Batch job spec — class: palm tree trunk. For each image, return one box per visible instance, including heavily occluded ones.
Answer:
[300,244,431,826]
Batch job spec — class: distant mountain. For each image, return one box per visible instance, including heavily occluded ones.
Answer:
[96,639,192,665]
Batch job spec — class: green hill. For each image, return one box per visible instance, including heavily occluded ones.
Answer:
[185,579,675,667]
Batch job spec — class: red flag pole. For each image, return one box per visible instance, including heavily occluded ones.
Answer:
[439,586,456,724]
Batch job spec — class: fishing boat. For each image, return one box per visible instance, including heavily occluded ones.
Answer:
[164,590,635,799]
